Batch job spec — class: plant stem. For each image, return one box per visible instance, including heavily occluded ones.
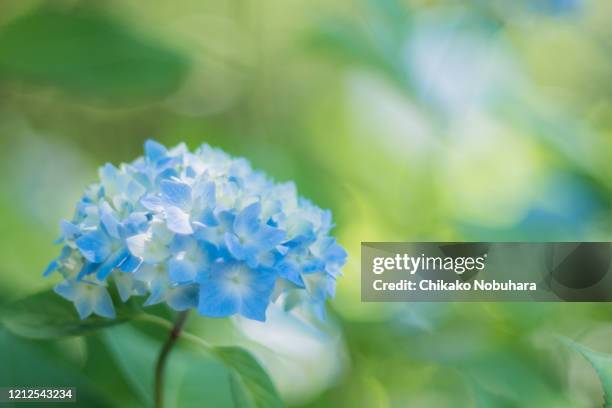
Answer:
[154,311,190,408]
[136,313,213,350]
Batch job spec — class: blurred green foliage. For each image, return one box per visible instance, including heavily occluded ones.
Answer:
[0,8,189,102]
[2,0,612,406]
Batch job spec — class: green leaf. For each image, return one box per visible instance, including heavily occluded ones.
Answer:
[0,7,189,102]
[562,337,612,408]
[104,323,282,408]
[0,289,136,339]
[468,376,517,408]
[0,329,112,407]
[103,324,233,407]
[214,346,284,408]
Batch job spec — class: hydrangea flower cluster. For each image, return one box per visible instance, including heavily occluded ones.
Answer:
[44,140,346,322]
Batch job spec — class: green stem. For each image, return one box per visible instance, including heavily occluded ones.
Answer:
[153,311,190,408]
[136,313,213,351]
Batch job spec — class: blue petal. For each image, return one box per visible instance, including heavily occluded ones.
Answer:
[114,272,134,302]
[43,260,59,277]
[100,202,121,239]
[224,233,248,261]
[303,272,334,302]
[312,301,327,321]
[168,258,198,283]
[167,284,199,311]
[99,163,119,186]
[302,259,325,274]
[234,202,261,237]
[141,195,165,212]
[76,230,112,263]
[60,220,81,241]
[193,181,216,207]
[74,296,94,319]
[326,275,336,298]
[145,139,168,162]
[254,225,286,251]
[133,171,151,190]
[278,262,305,287]
[60,245,72,258]
[194,207,217,226]
[155,168,179,183]
[283,220,315,249]
[144,283,166,306]
[114,271,147,302]
[157,156,176,168]
[323,238,348,264]
[126,180,146,203]
[165,206,193,235]
[96,248,130,280]
[197,261,276,321]
[119,254,143,273]
[54,281,77,301]
[197,262,240,318]
[169,234,191,253]
[92,287,116,318]
[197,280,239,318]
[326,243,347,264]
[160,180,192,209]
[240,268,276,321]
[218,211,235,229]
[77,262,101,280]
[123,212,149,236]
[185,166,196,178]
[241,297,270,321]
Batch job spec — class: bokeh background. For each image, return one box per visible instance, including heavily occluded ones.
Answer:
[2,0,612,406]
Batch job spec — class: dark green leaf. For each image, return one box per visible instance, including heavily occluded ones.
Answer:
[0,329,111,407]
[0,289,136,339]
[104,323,282,408]
[103,324,233,407]
[562,337,612,408]
[0,8,189,102]
[214,346,283,408]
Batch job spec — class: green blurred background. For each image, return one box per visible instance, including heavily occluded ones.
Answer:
[2,0,612,406]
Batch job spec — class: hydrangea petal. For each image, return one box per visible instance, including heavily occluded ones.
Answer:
[160,180,192,210]
[91,287,116,318]
[165,206,193,235]
[96,248,130,280]
[60,220,81,242]
[198,281,239,318]
[168,258,198,283]
[76,230,112,263]
[254,225,286,250]
[77,261,101,280]
[278,262,306,287]
[74,296,94,319]
[43,260,60,277]
[240,268,276,321]
[119,254,143,273]
[54,280,78,301]
[99,202,121,239]
[141,195,165,212]
[167,284,199,311]
[126,233,170,263]
[114,271,145,302]
[198,261,276,321]
[234,202,261,237]
[145,139,168,162]
[224,232,249,261]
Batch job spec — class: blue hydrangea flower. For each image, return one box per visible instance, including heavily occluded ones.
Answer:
[44,140,347,321]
